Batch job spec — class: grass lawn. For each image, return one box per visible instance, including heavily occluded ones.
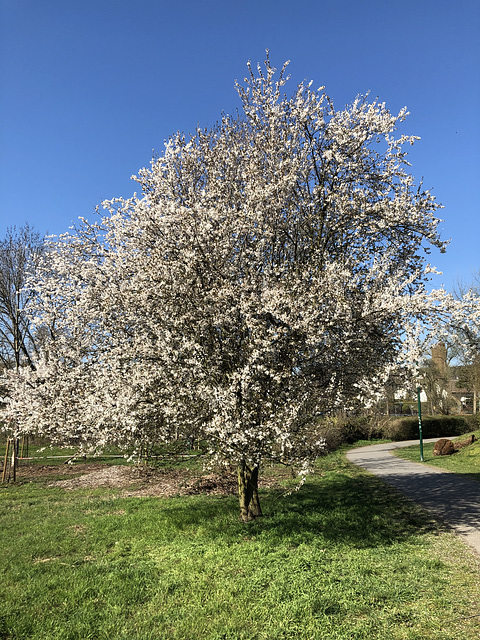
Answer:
[394,430,480,482]
[0,440,129,467]
[1,447,480,640]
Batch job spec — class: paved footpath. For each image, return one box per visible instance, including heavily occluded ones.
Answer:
[346,439,480,555]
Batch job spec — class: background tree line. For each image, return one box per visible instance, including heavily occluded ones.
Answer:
[0,224,43,374]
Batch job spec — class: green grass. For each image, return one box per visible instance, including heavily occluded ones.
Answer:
[1,438,205,470]
[394,430,480,482]
[0,440,128,467]
[1,449,479,639]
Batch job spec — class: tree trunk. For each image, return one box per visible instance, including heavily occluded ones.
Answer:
[237,460,263,522]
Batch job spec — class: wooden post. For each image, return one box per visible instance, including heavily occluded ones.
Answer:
[2,439,10,483]
[20,436,28,459]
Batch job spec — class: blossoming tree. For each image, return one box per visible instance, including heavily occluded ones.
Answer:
[8,56,472,520]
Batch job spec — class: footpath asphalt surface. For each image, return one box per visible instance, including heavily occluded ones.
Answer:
[346,438,480,555]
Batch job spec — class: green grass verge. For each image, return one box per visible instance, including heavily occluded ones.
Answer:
[1,449,479,639]
[0,439,205,470]
[394,430,480,482]
[0,440,128,466]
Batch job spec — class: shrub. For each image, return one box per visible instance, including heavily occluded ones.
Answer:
[317,413,477,451]
[381,415,473,441]
[462,414,480,431]
[316,413,386,449]
[340,415,385,443]
[315,416,345,451]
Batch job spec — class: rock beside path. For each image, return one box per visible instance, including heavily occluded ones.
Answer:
[433,434,476,456]
[433,439,455,456]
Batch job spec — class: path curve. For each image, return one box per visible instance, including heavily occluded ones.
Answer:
[346,439,480,555]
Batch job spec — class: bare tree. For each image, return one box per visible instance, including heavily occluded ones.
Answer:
[0,224,44,372]
[450,272,480,413]
[420,358,455,415]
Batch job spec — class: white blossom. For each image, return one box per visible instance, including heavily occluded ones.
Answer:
[4,54,477,519]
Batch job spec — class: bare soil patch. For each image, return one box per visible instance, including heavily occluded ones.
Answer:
[16,462,109,479]
[48,465,240,497]
[8,461,290,497]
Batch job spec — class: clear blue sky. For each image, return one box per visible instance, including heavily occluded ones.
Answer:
[1,0,479,290]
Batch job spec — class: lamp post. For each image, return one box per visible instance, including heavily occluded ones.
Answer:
[416,385,424,462]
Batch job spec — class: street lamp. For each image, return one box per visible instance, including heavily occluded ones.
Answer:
[416,384,424,462]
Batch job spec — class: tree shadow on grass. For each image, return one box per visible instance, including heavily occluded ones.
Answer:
[153,471,446,550]
[256,472,446,549]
